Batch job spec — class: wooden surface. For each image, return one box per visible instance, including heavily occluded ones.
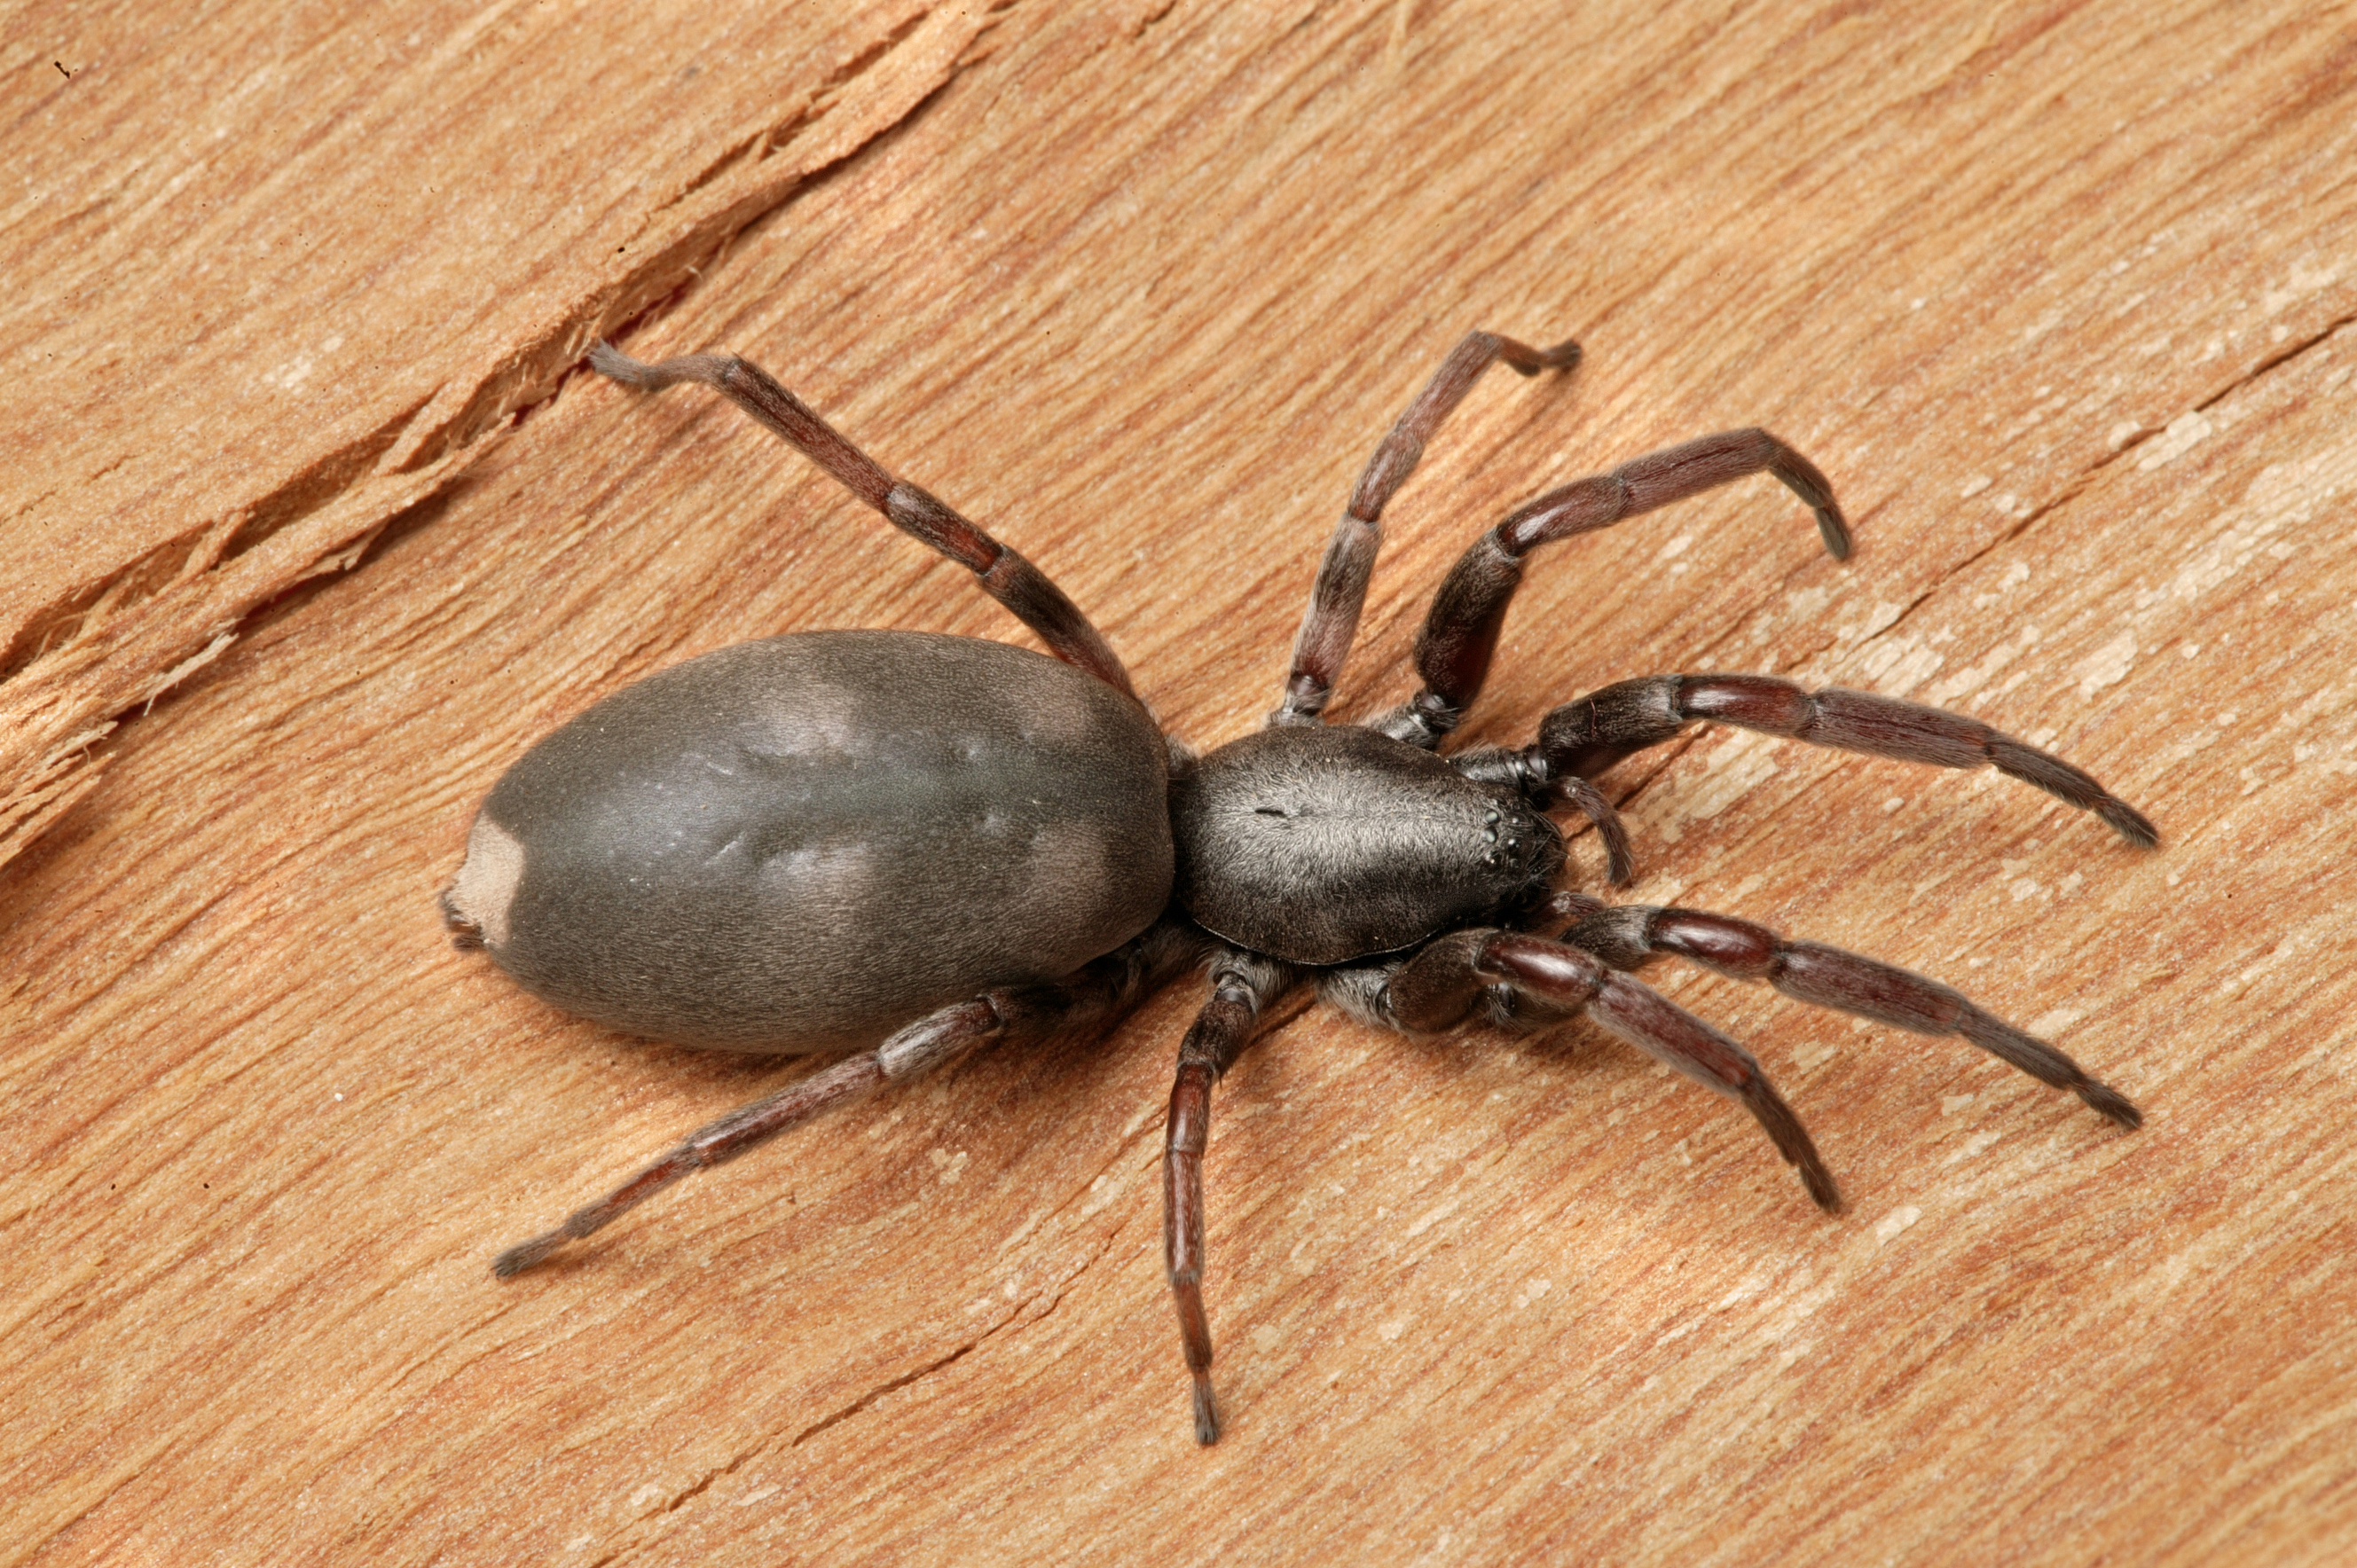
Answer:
[5,2,2353,1563]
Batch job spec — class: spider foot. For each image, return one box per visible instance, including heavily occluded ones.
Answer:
[1192,1376,1221,1446]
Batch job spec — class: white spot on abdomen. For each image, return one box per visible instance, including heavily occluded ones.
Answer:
[447,817,525,948]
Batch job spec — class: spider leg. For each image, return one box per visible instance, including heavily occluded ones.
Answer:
[493,920,1208,1277]
[1534,673,2157,847]
[1161,951,1301,1444]
[1552,895,2141,1127]
[1270,329,1581,728]
[588,341,1142,703]
[1327,929,1841,1211]
[1371,430,1848,748]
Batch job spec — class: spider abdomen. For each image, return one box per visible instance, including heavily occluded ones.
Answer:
[444,631,1173,1053]
[1169,725,1562,965]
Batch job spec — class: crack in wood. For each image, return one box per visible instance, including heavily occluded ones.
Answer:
[1869,311,2356,653]
[0,6,1020,879]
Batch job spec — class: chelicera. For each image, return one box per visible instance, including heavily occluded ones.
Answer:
[446,327,2154,1445]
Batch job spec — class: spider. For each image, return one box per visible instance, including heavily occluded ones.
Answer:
[445,326,2153,1445]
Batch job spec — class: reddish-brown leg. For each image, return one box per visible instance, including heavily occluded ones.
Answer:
[492,1048,897,1278]
[496,921,1209,1277]
[1552,894,2141,1127]
[1534,672,2158,846]
[589,342,1140,702]
[1269,329,1581,727]
[1376,430,1848,747]
[1162,952,1300,1444]
[1353,929,1841,1211]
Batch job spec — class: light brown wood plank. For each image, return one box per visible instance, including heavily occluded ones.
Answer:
[0,0,996,862]
[4,2,2353,1563]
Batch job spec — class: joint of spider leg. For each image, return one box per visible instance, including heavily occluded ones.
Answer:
[876,996,1003,1081]
[1507,742,1557,803]
[1209,968,1262,1009]
[1186,972,1267,1076]
[1272,672,1329,726]
[1203,989,1260,1041]
[1348,440,1422,522]
[1166,1065,1215,1154]
[1441,743,1528,794]
[1654,908,1782,980]
[1538,889,1610,929]
[1498,335,1583,376]
[1500,473,1631,554]
[1473,930,1608,1008]
[1409,687,1465,741]
[1363,703,1434,745]
[885,483,1000,573]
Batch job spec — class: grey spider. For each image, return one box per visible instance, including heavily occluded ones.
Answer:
[446,326,2152,1445]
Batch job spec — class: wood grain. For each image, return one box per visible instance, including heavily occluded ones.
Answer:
[4,1,2353,1563]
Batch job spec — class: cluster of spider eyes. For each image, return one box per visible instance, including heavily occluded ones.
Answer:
[1481,807,1520,867]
